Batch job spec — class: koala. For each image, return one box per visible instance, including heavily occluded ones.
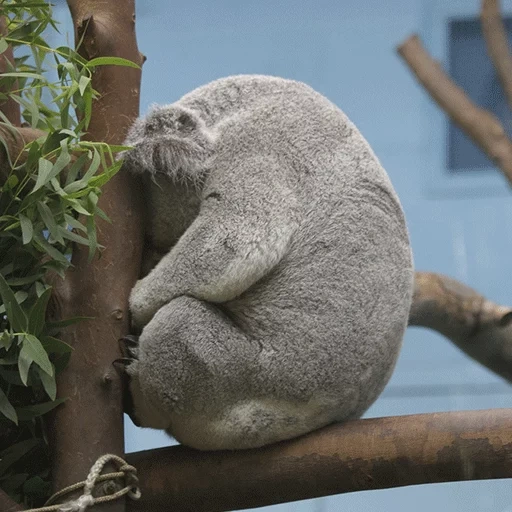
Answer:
[118,75,414,451]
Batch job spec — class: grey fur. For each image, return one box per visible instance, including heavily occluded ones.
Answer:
[121,75,414,450]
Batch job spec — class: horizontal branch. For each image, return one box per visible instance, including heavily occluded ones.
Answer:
[126,409,512,512]
[0,125,46,183]
[397,34,512,186]
[481,0,512,110]
[410,272,512,382]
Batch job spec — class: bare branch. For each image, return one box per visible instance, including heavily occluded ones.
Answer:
[410,272,512,382]
[126,409,512,512]
[481,0,512,110]
[0,16,21,126]
[0,489,24,512]
[397,34,512,186]
[47,1,144,510]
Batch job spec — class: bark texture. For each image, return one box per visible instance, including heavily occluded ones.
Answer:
[126,409,512,512]
[0,490,24,512]
[47,1,143,509]
[410,272,512,382]
[0,16,21,126]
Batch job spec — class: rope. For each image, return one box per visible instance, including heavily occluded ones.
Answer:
[25,454,141,512]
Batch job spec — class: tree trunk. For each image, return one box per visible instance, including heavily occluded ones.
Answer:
[47,1,143,509]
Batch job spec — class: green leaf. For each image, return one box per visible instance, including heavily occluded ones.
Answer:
[34,234,70,266]
[0,439,39,476]
[58,225,90,246]
[0,291,28,315]
[37,365,56,400]
[0,274,28,331]
[81,148,101,182]
[32,158,53,192]
[0,330,13,350]
[7,274,43,287]
[0,71,45,80]
[64,213,86,233]
[19,334,53,384]
[16,398,66,422]
[0,38,8,54]
[86,56,140,69]
[36,201,64,244]
[64,153,88,186]
[28,287,52,336]
[19,214,34,244]
[78,75,91,95]
[0,386,17,425]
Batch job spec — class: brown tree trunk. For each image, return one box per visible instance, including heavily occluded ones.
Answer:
[47,0,144,509]
[0,15,21,127]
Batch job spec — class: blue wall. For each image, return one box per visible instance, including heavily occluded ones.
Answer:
[51,0,512,510]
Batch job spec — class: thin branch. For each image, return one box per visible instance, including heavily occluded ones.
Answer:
[0,16,21,126]
[481,0,512,110]
[0,489,25,512]
[47,1,143,510]
[397,34,512,186]
[126,409,512,512]
[410,272,512,382]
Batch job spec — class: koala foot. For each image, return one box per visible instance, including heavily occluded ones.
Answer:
[113,335,141,423]
[118,334,140,361]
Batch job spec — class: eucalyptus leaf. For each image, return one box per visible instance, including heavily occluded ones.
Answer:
[28,287,52,336]
[0,330,13,350]
[86,56,140,69]
[19,334,53,382]
[36,201,64,244]
[0,438,39,476]
[16,397,66,421]
[37,365,56,400]
[0,274,28,332]
[32,158,53,192]
[0,386,18,425]
[19,214,34,245]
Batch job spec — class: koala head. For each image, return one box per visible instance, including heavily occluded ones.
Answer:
[120,104,215,181]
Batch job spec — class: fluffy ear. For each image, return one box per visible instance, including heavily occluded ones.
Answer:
[176,109,197,133]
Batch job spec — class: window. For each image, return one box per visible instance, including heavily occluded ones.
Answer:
[448,17,512,171]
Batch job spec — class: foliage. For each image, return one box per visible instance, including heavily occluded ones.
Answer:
[0,0,138,506]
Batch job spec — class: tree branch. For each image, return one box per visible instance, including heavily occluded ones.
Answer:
[47,1,143,510]
[0,15,21,127]
[0,125,46,184]
[0,489,24,512]
[126,409,512,512]
[481,0,512,110]
[410,272,512,382]
[397,34,512,186]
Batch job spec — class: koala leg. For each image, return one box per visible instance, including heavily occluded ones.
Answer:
[129,154,300,328]
[129,295,333,450]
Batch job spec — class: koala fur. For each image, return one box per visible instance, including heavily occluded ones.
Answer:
[120,74,414,451]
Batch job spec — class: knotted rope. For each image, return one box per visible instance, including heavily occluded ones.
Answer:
[25,454,141,512]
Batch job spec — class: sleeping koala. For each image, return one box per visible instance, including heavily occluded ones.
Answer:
[119,75,414,451]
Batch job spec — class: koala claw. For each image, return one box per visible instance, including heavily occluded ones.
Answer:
[119,335,140,360]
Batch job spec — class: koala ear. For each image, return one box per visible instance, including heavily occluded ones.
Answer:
[176,110,197,132]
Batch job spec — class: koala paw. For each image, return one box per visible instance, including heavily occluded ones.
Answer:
[129,279,160,329]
